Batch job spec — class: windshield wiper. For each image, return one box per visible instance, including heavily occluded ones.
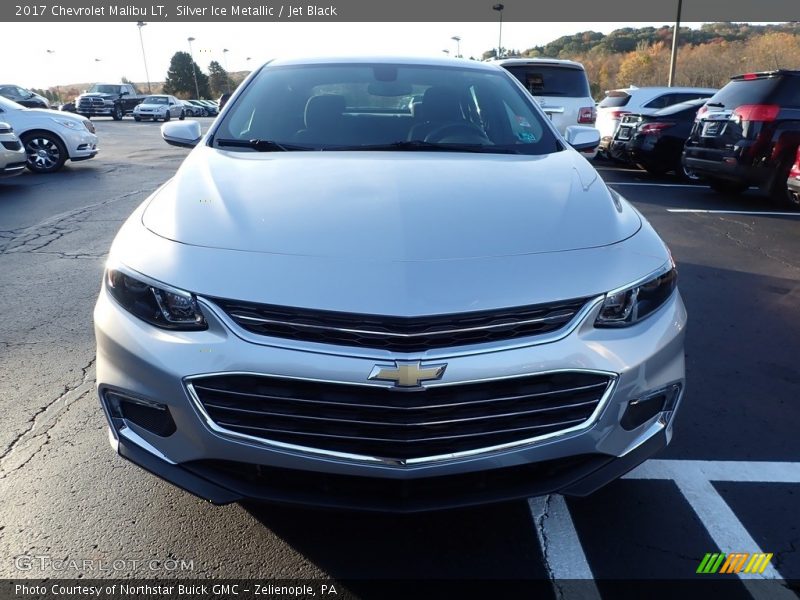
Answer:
[328,140,520,154]
[705,102,725,108]
[215,138,310,152]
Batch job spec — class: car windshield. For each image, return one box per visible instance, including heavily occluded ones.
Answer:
[213,62,560,155]
[502,65,591,97]
[90,85,122,94]
[144,97,169,105]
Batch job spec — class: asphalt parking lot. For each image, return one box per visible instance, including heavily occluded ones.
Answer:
[0,119,798,596]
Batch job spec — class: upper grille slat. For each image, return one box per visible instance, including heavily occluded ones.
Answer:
[190,371,613,461]
[210,296,591,352]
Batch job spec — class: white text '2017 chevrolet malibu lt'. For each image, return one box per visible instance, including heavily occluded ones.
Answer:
[94,57,686,512]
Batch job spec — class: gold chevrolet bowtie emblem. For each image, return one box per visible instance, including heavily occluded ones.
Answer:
[368,360,447,388]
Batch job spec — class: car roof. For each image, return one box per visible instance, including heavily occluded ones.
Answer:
[605,86,717,95]
[493,57,586,70]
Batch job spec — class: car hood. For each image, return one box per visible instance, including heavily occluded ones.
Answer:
[80,92,115,98]
[9,107,87,122]
[142,147,640,261]
[136,103,165,109]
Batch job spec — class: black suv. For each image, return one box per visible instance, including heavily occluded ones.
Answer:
[682,70,800,205]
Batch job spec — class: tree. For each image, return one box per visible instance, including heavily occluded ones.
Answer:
[163,51,210,99]
[208,60,232,97]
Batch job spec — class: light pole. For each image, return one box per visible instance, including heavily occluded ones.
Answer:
[136,21,152,93]
[46,49,61,103]
[492,4,505,59]
[451,36,461,58]
[187,36,200,98]
[222,48,231,92]
[667,0,682,87]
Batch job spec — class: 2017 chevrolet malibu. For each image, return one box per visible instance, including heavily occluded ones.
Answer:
[94,57,686,512]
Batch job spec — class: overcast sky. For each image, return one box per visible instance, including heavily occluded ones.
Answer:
[1,21,781,89]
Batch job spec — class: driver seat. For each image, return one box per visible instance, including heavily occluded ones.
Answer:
[407,87,464,141]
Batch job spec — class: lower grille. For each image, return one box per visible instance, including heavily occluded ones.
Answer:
[183,454,611,511]
[210,296,592,352]
[189,371,613,463]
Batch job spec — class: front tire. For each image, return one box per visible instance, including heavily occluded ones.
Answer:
[112,104,124,121]
[133,116,141,122]
[179,110,185,121]
[163,111,171,122]
[708,178,748,195]
[22,132,67,174]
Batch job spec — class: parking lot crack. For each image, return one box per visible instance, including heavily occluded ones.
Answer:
[0,187,156,255]
[531,495,560,583]
[0,357,96,472]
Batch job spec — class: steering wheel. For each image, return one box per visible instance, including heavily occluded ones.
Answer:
[424,121,490,143]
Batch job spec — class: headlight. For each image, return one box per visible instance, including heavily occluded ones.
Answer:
[595,264,677,327]
[51,118,81,130]
[105,267,207,330]
[83,120,95,134]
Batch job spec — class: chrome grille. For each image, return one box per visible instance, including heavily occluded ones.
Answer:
[78,97,106,109]
[210,297,592,352]
[188,371,614,463]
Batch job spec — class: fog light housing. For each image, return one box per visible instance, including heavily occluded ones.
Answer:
[104,390,176,437]
[621,383,682,431]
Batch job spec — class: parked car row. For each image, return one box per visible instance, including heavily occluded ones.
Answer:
[597,85,717,154]
[606,69,800,207]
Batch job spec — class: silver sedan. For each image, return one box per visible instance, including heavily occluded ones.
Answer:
[132,95,185,122]
[95,57,686,512]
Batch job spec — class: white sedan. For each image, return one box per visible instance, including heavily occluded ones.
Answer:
[0,122,26,178]
[0,96,98,173]
[133,95,186,122]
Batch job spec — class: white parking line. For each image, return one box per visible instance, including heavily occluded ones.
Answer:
[667,209,800,217]
[624,459,800,598]
[529,495,601,599]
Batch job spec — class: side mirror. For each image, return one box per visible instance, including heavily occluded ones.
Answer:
[565,126,601,152]
[162,120,202,148]
[120,91,129,96]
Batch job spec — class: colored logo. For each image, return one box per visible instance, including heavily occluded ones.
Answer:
[697,552,773,574]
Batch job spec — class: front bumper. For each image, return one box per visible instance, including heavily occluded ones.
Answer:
[64,130,98,161]
[0,147,26,177]
[95,286,686,511]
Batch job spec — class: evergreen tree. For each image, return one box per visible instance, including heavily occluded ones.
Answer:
[163,51,210,98]
[208,60,232,97]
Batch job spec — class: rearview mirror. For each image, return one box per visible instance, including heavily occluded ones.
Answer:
[162,120,202,148]
[565,126,600,152]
